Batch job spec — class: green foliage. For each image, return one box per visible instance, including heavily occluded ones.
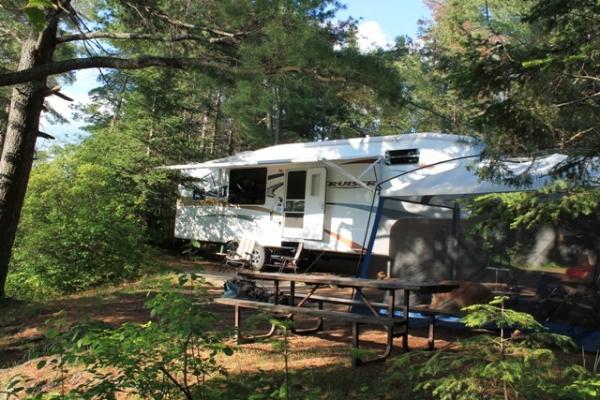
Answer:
[3,0,409,300]
[421,0,600,159]
[24,274,233,399]
[7,142,151,298]
[22,0,56,31]
[348,347,376,362]
[467,186,600,270]
[388,296,580,400]
[546,365,600,400]
[462,296,543,330]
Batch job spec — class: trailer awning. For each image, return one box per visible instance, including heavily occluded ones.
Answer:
[159,133,483,172]
[160,155,382,171]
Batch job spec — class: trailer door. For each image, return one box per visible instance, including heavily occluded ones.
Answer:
[302,167,326,240]
[282,168,326,240]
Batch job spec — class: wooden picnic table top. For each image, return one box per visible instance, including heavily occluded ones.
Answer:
[238,271,459,293]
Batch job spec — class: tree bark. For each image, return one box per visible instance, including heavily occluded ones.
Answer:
[109,76,129,133]
[147,93,157,158]
[0,18,59,298]
[209,91,221,156]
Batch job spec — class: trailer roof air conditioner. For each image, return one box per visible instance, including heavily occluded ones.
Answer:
[385,149,419,165]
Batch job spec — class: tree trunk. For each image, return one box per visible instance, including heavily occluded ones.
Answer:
[200,109,209,159]
[227,125,234,155]
[0,102,10,154]
[147,92,157,157]
[0,19,58,298]
[273,88,281,145]
[210,90,221,156]
[109,75,129,133]
[273,103,281,145]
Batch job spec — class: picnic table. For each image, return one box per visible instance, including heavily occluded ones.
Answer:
[214,271,458,366]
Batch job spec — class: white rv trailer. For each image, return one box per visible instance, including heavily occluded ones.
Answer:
[166,133,570,272]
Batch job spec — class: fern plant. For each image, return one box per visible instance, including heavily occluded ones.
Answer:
[389,296,582,400]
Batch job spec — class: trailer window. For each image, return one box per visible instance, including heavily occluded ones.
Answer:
[284,170,306,229]
[228,168,267,205]
[286,171,306,199]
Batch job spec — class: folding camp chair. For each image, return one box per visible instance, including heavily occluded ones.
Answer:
[269,241,303,273]
[224,237,256,269]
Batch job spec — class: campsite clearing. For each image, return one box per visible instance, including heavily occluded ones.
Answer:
[0,255,467,398]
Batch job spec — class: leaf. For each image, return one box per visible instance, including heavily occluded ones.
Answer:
[22,0,57,31]
[23,7,46,31]
[222,346,234,356]
[76,336,91,348]
[277,385,288,399]
[45,327,58,339]
[26,0,56,8]
[36,359,47,369]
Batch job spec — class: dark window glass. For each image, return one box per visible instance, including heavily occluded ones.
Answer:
[385,149,419,165]
[286,171,306,199]
[228,168,267,204]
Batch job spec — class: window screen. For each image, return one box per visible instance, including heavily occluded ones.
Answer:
[228,168,267,204]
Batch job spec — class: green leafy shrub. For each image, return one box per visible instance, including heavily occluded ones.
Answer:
[7,146,149,298]
[387,296,599,400]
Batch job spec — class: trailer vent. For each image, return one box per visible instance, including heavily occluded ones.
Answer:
[385,149,419,165]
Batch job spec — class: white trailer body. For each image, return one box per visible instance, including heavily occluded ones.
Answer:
[167,133,570,269]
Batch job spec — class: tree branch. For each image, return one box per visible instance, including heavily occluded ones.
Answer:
[38,131,55,140]
[0,56,237,87]
[140,3,195,29]
[56,31,240,45]
[569,73,600,83]
[566,127,595,144]
[278,66,346,82]
[159,366,193,400]
[122,2,252,39]
[0,25,22,41]
[0,55,355,88]
[42,85,74,101]
[52,91,74,101]
[555,90,600,108]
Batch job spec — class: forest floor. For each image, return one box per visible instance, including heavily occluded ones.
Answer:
[0,253,586,399]
[0,253,454,398]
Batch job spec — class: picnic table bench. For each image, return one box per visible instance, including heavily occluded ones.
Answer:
[214,271,458,366]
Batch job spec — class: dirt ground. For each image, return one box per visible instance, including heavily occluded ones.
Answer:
[0,254,470,397]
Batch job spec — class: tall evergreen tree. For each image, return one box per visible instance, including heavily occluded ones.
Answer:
[0,0,404,297]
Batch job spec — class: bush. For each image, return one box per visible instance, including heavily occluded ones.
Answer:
[7,146,149,298]
[387,297,600,400]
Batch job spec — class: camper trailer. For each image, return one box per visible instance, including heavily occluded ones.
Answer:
[167,132,568,273]
[166,132,600,349]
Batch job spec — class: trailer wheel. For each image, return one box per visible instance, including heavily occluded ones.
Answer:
[250,244,266,271]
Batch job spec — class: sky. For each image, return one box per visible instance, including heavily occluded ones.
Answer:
[40,1,432,148]
[339,0,431,50]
